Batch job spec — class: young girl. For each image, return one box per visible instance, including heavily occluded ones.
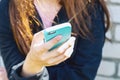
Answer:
[0,0,110,80]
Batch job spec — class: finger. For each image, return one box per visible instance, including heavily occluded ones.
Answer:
[41,48,63,60]
[32,31,44,45]
[32,31,45,52]
[64,46,74,57]
[57,37,76,53]
[32,35,62,54]
[43,37,76,59]
[48,46,74,65]
[52,46,75,65]
[42,35,62,51]
[46,54,68,66]
[54,56,68,65]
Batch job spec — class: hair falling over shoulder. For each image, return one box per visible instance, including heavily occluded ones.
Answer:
[9,0,110,55]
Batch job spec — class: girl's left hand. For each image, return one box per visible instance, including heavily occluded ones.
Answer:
[0,67,8,80]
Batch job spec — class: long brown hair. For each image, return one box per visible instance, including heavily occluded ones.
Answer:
[9,0,110,56]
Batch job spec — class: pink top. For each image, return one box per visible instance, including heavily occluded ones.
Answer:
[34,0,61,29]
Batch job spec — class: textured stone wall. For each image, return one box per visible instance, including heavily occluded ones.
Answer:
[96,0,120,80]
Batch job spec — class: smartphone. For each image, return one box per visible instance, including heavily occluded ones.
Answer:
[42,22,72,50]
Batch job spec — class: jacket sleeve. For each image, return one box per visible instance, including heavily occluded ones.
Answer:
[0,0,49,80]
[47,2,105,80]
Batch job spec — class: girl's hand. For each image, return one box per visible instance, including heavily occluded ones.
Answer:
[0,67,8,80]
[22,31,76,77]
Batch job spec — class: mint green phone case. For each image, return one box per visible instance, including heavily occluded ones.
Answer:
[43,22,71,50]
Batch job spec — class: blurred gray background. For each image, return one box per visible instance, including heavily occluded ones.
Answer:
[0,0,120,80]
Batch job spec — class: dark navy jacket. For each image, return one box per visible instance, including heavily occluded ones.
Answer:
[0,0,105,80]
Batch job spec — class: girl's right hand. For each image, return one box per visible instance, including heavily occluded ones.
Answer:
[22,31,76,77]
